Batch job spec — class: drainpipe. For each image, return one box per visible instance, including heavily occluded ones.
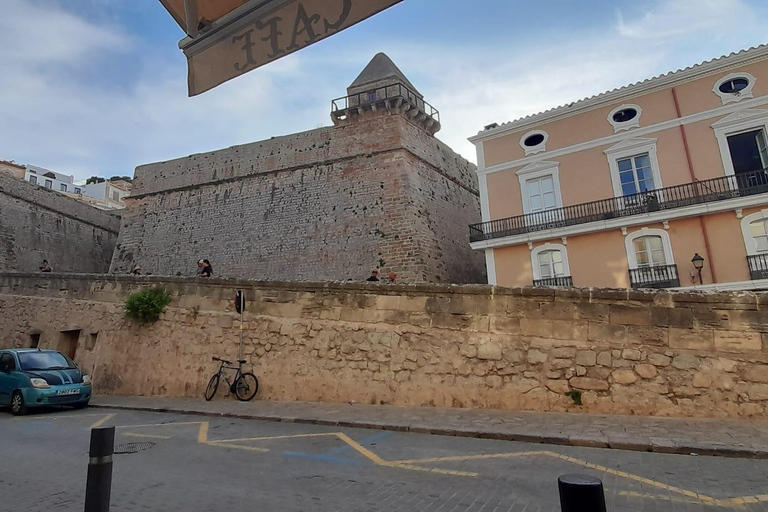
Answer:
[671,87,718,283]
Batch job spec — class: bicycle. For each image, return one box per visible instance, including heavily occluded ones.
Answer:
[204,357,259,401]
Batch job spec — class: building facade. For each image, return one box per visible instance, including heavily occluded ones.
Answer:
[470,45,768,291]
[24,165,80,195]
[84,179,132,209]
[110,54,485,283]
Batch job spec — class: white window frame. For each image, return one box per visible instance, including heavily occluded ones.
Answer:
[712,109,768,177]
[519,130,548,156]
[29,175,37,185]
[531,243,570,280]
[713,72,756,106]
[624,228,675,269]
[44,179,53,189]
[741,210,768,256]
[604,138,663,198]
[607,104,643,133]
[516,161,563,215]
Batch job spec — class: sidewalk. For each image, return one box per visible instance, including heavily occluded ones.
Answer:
[92,395,768,459]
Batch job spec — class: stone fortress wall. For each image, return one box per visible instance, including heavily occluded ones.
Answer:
[2,273,768,419]
[111,112,484,283]
[0,173,120,273]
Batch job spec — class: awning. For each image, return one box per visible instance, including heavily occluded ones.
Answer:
[159,0,404,96]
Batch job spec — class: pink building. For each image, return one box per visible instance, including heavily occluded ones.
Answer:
[470,45,768,291]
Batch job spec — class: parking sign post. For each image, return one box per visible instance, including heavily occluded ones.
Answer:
[84,426,115,512]
[235,291,246,361]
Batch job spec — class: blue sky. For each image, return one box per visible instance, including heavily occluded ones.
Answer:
[2,0,768,180]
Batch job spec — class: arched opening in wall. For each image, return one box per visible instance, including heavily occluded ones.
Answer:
[29,333,41,349]
[59,330,81,361]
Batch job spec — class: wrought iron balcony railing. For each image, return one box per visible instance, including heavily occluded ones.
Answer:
[748,254,768,280]
[629,265,680,289]
[470,169,768,243]
[533,276,574,287]
[331,83,440,126]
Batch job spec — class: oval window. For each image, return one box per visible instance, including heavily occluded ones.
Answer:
[523,133,545,147]
[719,78,750,94]
[612,108,638,124]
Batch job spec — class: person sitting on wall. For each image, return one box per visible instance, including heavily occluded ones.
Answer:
[130,266,142,275]
[198,259,213,278]
[366,269,380,282]
[386,272,397,283]
[39,260,52,272]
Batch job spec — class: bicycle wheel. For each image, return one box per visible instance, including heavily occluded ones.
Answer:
[234,373,259,401]
[204,374,220,401]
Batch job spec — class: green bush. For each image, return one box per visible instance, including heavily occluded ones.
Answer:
[125,288,172,323]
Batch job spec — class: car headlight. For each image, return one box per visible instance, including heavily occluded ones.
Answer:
[30,378,50,389]
[82,375,92,386]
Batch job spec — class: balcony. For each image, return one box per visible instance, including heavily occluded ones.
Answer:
[331,83,440,134]
[629,265,680,289]
[470,169,768,243]
[748,254,768,280]
[533,276,574,287]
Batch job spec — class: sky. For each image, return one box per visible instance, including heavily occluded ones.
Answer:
[2,0,768,181]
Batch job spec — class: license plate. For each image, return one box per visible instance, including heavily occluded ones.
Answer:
[56,389,79,396]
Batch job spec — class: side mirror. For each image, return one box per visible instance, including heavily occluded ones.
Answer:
[0,364,9,374]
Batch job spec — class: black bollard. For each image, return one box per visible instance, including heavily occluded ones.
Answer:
[84,426,115,512]
[558,474,607,512]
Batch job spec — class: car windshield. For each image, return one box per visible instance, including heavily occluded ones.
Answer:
[18,352,76,371]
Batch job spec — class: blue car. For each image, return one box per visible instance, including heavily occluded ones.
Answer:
[0,349,92,415]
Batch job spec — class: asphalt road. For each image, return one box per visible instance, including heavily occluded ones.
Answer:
[2,407,768,511]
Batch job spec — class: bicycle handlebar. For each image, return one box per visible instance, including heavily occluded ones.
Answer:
[212,356,233,365]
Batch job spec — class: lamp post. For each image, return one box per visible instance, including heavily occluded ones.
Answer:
[692,253,705,285]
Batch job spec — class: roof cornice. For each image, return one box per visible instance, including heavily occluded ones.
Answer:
[469,44,768,144]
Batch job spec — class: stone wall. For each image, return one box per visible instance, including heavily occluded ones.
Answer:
[0,174,121,273]
[110,112,485,284]
[2,274,768,419]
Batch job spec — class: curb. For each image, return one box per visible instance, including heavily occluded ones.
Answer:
[91,402,768,460]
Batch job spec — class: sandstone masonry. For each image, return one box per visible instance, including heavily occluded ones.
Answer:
[3,273,768,419]
[0,173,120,273]
[110,54,485,284]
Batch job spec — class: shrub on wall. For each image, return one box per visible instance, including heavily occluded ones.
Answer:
[125,288,172,323]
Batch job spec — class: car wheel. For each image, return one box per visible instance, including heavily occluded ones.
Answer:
[11,391,27,416]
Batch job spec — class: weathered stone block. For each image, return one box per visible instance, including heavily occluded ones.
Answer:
[575,350,597,367]
[527,350,548,364]
[669,328,714,350]
[743,366,768,383]
[596,351,612,367]
[634,364,657,379]
[459,344,477,358]
[625,326,668,346]
[521,318,554,338]
[746,384,768,401]
[551,347,577,359]
[569,377,609,391]
[587,323,627,343]
[550,359,573,370]
[714,331,762,353]
[622,349,642,361]
[612,369,637,385]
[477,343,503,361]
[648,353,671,367]
[552,320,589,341]
[672,354,700,370]
[692,372,712,388]
[546,379,570,393]
[609,305,652,326]
[375,295,401,311]
[490,316,521,334]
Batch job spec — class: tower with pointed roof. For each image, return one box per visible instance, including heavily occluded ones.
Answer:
[332,53,441,135]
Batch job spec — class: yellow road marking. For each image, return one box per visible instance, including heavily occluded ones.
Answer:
[197,422,209,444]
[124,433,171,440]
[116,421,206,429]
[89,413,116,429]
[213,432,335,444]
[393,450,549,465]
[206,442,270,453]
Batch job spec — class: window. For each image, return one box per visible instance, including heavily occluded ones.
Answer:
[29,333,41,349]
[0,353,15,372]
[74,187,81,194]
[517,161,563,215]
[741,211,768,255]
[712,109,768,182]
[618,153,655,196]
[605,138,663,198]
[713,73,756,105]
[29,175,37,185]
[531,244,571,281]
[112,191,120,201]
[44,179,53,189]
[633,236,667,267]
[608,104,642,132]
[519,130,548,156]
[60,184,67,192]
[18,351,75,371]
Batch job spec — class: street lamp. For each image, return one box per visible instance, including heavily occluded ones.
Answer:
[692,253,705,285]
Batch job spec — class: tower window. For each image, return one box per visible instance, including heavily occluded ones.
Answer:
[713,73,756,105]
[719,77,750,94]
[608,104,642,132]
[519,130,548,156]
[523,133,545,147]
[612,108,638,124]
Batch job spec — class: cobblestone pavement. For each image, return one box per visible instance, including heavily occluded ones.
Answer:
[93,395,768,458]
[3,408,768,511]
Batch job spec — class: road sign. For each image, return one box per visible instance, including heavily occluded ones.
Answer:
[163,0,404,95]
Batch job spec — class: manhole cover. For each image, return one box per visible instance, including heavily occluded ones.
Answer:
[114,442,155,454]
